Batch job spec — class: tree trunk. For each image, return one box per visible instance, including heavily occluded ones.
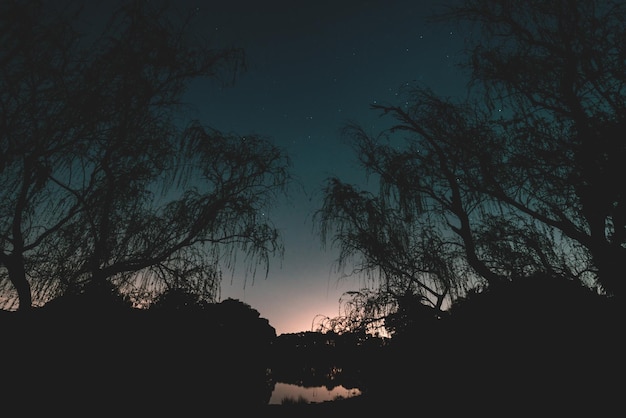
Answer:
[4,253,32,311]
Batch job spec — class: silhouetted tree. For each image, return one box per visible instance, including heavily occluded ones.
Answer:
[0,0,290,311]
[442,0,626,297]
[317,0,625,332]
[440,271,623,412]
[150,287,211,311]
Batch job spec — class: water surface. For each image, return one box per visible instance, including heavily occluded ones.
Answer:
[269,382,362,405]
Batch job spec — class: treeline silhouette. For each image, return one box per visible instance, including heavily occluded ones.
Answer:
[368,272,624,414]
[270,330,385,393]
[2,272,621,415]
[272,272,623,414]
[1,290,276,414]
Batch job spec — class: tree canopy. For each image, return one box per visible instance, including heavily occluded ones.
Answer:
[317,0,626,335]
[0,0,290,310]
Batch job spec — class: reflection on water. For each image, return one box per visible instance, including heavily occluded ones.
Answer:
[269,382,362,405]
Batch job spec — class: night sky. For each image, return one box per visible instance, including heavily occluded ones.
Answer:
[177,0,467,335]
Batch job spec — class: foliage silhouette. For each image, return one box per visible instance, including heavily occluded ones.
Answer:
[0,0,290,311]
[315,2,626,412]
[352,271,623,414]
[445,272,622,412]
[316,0,626,334]
[43,278,133,312]
[1,293,277,414]
[150,286,212,311]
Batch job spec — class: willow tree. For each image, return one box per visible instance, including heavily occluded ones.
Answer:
[0,0,290,311]
[317,0,625,334]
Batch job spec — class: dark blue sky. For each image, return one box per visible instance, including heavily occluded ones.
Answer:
[181,0,467,334]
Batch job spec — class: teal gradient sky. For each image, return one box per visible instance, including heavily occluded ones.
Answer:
[180,0,465,335]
